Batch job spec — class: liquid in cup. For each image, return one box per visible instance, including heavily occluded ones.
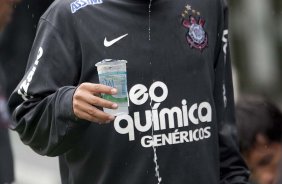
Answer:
[95,59,128,116]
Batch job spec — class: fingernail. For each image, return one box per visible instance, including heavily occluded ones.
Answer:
[109,115,115,121]
[112,103,118,109]
[111,88,117,94]
[105,120,111,124]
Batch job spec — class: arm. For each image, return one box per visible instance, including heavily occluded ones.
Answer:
[8,18,88,156]
[8,15,116,156]
[214,0,250,183]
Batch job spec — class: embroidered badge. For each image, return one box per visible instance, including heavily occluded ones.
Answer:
[180,4,208,51]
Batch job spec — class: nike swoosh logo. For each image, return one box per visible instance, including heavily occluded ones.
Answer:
[104,33,128,47]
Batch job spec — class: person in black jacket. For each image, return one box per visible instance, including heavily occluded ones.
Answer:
[0,70,14,184]
[8,0,250,183]
[236,95,282,184]
[0,0,20,183]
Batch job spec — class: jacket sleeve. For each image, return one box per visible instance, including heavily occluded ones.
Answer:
[8,13,89,157]
[214,0,250,183]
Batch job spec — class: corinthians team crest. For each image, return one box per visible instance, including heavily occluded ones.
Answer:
[181,4,208,51]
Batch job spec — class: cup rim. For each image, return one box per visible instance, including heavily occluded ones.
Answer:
[95,59,127,67]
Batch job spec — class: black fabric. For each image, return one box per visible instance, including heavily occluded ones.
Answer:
[0,67,14,183]
[8,0,250,183]
[0,129,14,184]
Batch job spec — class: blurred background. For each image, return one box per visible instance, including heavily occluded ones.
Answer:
[229,0,282,105]
[0,0,281,184]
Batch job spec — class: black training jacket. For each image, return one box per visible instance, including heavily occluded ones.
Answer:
[8,0,250,183]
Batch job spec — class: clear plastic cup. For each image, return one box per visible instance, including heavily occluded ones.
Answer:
[95,59,128,116]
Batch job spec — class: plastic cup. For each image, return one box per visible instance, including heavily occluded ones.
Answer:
[95,59,129,116]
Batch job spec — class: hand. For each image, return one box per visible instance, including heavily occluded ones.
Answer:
[73,83,118,123]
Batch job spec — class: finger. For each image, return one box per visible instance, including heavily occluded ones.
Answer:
[76,102,115,122]
[82,83,117,95]
[74,90,118,109]
[88,95,118,109]
[76,111,112,124]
